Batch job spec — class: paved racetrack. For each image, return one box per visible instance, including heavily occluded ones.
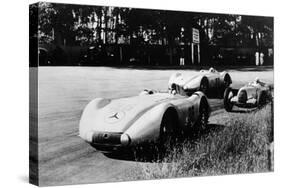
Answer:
[36,66,273,186]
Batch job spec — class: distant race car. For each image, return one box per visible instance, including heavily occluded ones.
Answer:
[168,67,232,97]
[223,78,273,112]
[79,90,210,153]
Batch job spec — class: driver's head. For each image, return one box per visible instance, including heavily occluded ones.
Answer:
[170,84,177,95]
[209,67,215,72]
[255,77,260,83]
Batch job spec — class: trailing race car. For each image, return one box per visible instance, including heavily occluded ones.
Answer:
[79,89,210,153]
[168,67,232,97]
[223,78,273,112]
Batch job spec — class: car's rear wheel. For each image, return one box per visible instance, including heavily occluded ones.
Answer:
[224,74,231,88]
[220,74,231,98]
[199,77,209,95]
[224,87,234,112]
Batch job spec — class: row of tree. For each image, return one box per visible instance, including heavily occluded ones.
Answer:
[30,2,273,49]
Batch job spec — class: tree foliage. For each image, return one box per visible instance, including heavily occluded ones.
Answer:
[33,2,273,48]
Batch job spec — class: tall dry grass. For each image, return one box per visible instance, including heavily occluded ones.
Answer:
[129,103,273,180]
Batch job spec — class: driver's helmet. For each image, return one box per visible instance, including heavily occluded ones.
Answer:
[209,67,216,73]
[249,77,262,86]
[171,89,176,95]
[169,84,177,95]
[255,77,261,84]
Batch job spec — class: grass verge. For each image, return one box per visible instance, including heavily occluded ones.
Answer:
[128,103,273,180]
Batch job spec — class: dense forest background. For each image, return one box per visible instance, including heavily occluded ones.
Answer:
[29,2,273,66]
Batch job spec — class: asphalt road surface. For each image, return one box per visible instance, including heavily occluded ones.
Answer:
[36,66,273,186]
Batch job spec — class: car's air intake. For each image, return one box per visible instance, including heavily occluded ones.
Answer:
[92,132,122,145]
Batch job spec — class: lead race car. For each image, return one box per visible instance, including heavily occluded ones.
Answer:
[168,67,232,97]
[223,78,273,112]
[79,88,210,153]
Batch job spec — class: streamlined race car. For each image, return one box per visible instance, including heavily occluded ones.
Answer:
[168,67,232,97]
[79,90,210,153]
[223,78,272,112]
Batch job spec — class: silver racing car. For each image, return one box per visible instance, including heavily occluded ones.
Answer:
[168,67,232,97]
[223,78,273,112]
[79,88,210,153]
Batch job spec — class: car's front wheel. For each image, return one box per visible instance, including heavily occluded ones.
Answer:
[159,109,178,155]
[196,98,209,131]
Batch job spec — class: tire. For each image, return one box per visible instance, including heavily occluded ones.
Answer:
[199,77,209,95]
[224,87,234,112]
[217,74,231,98]
[197,98,209,131]
[224,74,231,88]
[257,90,267,107]
[159,109,178,154]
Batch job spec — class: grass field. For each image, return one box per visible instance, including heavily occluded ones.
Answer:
[128,103,273,180]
